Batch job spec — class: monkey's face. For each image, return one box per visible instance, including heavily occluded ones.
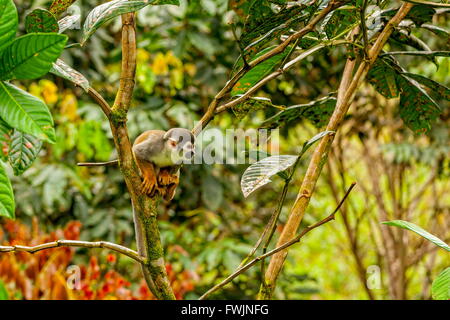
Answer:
[165,128,196,164]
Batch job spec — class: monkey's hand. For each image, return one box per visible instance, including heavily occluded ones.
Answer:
[136,158,160,196]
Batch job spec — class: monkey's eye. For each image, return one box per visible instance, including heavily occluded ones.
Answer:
[169,139,177,148]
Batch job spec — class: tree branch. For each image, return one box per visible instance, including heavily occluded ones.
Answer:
[258,2,415,299]
[191,0,348,135]
[199,182,356,300]
[0,240,144,264]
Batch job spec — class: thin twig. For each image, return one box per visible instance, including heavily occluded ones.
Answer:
[88,87,112,118]
[199,182,357,300]
[0,240,145,264]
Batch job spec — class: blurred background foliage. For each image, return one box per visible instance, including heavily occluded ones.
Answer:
[0,0,448,299]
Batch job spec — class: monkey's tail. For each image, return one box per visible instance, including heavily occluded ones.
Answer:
[77,159,119,167]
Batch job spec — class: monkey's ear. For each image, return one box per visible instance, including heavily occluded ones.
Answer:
[163,129,173,141]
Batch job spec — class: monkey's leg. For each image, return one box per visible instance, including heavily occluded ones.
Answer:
[136,158,158,196]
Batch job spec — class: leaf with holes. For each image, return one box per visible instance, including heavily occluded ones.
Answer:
[0,82,55,143]
[241,155,297,197]
[432,268,450,300]
[82,0,151,44]
[0,33,67,80]
[367,57,400,98]
[0,162,14,219]
[397,75,441,134]
[25,8,59,33]
[232,46,288,96]
[402,72,450,101]
[262,96,336,128]
[382,220,450,251]
[8,130,43,176]
[49,0,78,15]
[0,117,12,161]
[58,13,81,33]
[232,96,278,119]
[0,0,18,54]
[51,59,90,91]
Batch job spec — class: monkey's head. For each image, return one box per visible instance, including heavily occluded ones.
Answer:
[164,128,196,164]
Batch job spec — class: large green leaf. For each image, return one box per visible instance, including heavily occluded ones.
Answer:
[432,268,450,300]
[367,58,400,98]
[0,162,14,219]
[8,130,43,176]
[0,117,12,161]
[402,72,450,101]
[0,33,68,80]
[0,0,18,54]
[82,0,151,44]
[0,81,55,143]
[152,0,179,4]
[49,0,78,15]
[262,96,336,128]
[397,75,441,134]
[382,220,450,251]
[232,46,288,96]
[50,59,90,91]
[25,8,59,33]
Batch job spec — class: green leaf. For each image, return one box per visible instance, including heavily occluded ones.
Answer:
[0,33,68,80]
[401,72,450,101]
[262,96,336,128]
[232,46,288,96]
[432,268,450,300]
[152,0,179,4]
[49,0,78,15]
[232,96,278,119]
[0,280,9,300]
[0,0,18,54]
[8,130,43,176]
[50,59,90,91]
[0,81,56,143]
[241,155,297,197]
[240,5,308,59]
[25,8,59,33]
[324,8,358,39]
[382,220,450,251]
[0,117,12,161]
[82,0,151,45]
[397,75,441,134]
[367,58,400,98]
[0,162,14,219]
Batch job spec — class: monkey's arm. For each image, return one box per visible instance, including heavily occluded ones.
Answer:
[158,168,180,201]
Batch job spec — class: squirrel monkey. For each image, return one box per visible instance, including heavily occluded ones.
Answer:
[132,128,195,200]
[78,128,195,201]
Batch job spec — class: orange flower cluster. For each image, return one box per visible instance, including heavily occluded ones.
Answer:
[0,220,196,300]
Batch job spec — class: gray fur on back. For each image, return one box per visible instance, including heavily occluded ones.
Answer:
[132,131,165,163]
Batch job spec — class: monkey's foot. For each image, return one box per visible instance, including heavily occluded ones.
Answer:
[158,169,174,186]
